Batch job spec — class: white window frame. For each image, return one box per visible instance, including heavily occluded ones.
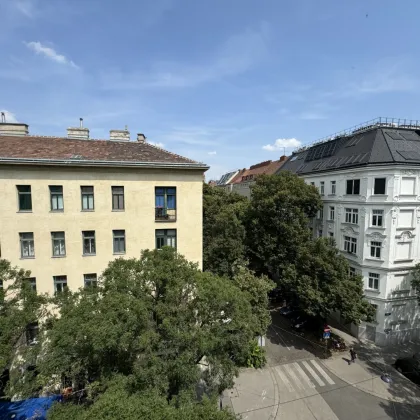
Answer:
[329,206,335,220]
[344,236,357,254]
[330,180,336,195]
[370,241,382,259]
[372,209,384,227]
[51,231,66,257]
[368,273,380,291]
[84,273,97,288]
[345,208,359,224]
[82,231,96,255]
[320,181,325,195]
[20,232,35,258]
[54,275,67,293]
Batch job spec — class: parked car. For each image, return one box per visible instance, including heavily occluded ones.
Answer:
[279,306,298,317]
[394,357,420,385]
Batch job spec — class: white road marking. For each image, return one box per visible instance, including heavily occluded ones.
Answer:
[275,365,295,392]
[301,360,325,386]
[283,363,305,390]
[293,362,315,389]
[310,360,335,385]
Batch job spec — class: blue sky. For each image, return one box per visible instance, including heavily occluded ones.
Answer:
[1,0,420,180]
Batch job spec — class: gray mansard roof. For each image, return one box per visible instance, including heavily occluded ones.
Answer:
[279,124,420,175]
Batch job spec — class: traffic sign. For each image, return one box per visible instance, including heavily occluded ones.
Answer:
[323,331,331,339]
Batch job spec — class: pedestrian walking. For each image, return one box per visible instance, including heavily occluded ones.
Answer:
[349,348,357,364]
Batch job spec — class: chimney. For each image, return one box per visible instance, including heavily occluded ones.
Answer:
[279,155,287,162]
[67,118,90,140]
[0,112,29,136]
[109,126,130,142]
[137,133,146,143]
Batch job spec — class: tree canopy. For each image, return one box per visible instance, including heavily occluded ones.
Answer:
[203,183,249,278]
[3,248,271,418]
[410,263,420,304]
[244,172,374,324]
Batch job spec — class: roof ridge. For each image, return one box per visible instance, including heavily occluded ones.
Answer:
[145,141,199,164]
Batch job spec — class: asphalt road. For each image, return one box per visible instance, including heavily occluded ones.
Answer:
[267,306,420,420]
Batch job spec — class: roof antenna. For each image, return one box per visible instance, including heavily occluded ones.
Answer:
[125,125,128,131]
[80,117,83,128]
[1,112,5,123]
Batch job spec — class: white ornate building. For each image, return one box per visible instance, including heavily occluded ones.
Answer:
[280,118,420,345]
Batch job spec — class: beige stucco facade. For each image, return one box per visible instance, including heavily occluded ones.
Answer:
[0,164,204,294]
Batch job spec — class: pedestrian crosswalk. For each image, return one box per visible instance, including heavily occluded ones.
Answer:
[274,360,335,394]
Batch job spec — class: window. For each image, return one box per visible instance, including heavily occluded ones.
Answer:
[25,277,37,292]
[345,208,359,224]
[84,273,97,288]
[54,275,67,293]
[20,232,35,258]
[346,179,360,195]
[330,180,336,195]
[372,210,383,227]
[329,232,334,238]
[26,322,39,346]
[349,267,356,277]
[113,230,126,254]
[156,229,177,249]
[49,186,63,211]
[329,206,335,220]
[17,185,32,211]
[318,229,323,237]
[344,236,357,254]
[112,186,124,210]
[310,182,315,186]
[81,186,94,210]
[374,178,386,195]
[82,231,96,255]
[320,182,325,195]
[319,208,324,219]
[51,232,66,257]
[368,273,380,290]
[370,241,382,258]
[155,187,177,221]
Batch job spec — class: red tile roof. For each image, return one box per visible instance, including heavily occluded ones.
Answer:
[0,135,207,169]
[231,157,288,184]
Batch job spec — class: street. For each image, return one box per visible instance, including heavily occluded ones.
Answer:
[223,307,420,419]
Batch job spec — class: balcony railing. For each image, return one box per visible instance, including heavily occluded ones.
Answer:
[155,207,176,222]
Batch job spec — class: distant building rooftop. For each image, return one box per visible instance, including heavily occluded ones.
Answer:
[280,117,420,175]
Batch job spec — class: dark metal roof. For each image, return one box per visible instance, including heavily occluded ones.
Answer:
[279,123,420,175]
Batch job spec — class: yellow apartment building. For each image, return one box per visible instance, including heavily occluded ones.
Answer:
[0,118,208,295]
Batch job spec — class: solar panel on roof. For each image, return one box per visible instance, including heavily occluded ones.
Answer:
[315,145,326,160]
[345,135,363,147]
[323,142,337,157]
[397,150,420,160]
[399,131,420,141]
[305,148,316,161]
[386,131,403,140]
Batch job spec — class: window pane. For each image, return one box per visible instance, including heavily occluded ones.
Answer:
[167,195,176,209]
[118,195,124,209]
[82,195,88,209]
[354,179,360,194]
[57,195,64,209]
[155,195,165,207]
[88,195,94,209]
[346,180,352,194]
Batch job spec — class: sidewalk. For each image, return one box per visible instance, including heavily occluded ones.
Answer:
[323,342,420,404]
[222,367,278,419]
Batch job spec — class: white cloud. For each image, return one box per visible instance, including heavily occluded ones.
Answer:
[0,110,18,123]
[208,151,217,155]
[24,41,78,68]
[262,138,301,151]
[148,141,165,148]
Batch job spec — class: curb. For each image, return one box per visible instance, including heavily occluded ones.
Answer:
[320,360,406,403]
[268,366,280,419]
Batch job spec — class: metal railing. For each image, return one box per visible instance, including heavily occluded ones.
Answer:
[294,117,420,153]
[155,207,176,222]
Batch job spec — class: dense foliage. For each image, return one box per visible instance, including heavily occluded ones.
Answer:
[203,183,248,277]
[2,249,269,417]
[410,262,420,304]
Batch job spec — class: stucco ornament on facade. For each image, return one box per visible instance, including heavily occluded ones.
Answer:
[395,231,415,241]
[402,169,417,176]
[341,226,359,235]
[366,231,387,245]
[391,207,399,224]
[416,207,420,223]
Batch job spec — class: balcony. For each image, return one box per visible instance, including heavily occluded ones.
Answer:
[155,207,176,222]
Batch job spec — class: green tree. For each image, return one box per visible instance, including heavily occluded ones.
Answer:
[245,172,322,278]
[283,238,375,323]
[203,183,249,277]
[14,248,258,416]
[410,263,420,303]
[0,259,48,377]
[245,173,373,324]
